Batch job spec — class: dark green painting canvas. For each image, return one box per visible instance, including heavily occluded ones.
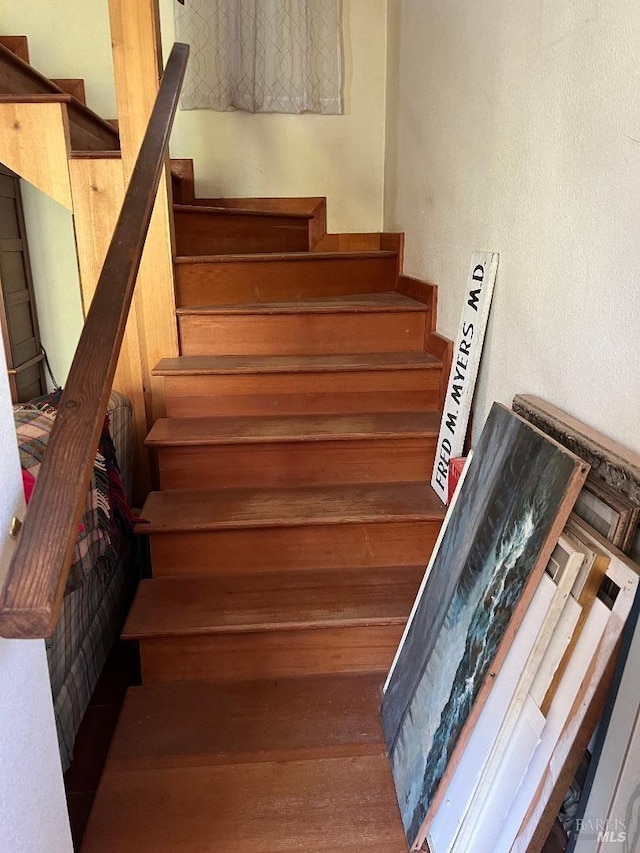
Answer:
[381,403,588,850]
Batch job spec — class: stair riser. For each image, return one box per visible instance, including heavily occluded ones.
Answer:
[174,210,310,255]
[178,312,427,357]
[156,438,437,490]
[149,520,441,576]
[164,370,441,417]
[139,624,405,682]
[175,255,398,306]
[170,159,195,204]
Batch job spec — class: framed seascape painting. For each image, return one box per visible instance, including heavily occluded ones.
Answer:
[381,402,589,851]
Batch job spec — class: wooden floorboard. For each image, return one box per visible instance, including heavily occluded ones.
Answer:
[138,481,445,532]
[123,566,424,638]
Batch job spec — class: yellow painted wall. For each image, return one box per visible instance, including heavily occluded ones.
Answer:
[0,3,116,117]
[159,0,388,232]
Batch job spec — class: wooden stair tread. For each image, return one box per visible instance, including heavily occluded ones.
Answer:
[82,754,406,853]
[154,350,441,376]
[138,481,445,532]
[105,674,387,769]
[146,411,440,446]
[69,150,122,160]
[174,202,312,220]
[174,249,397,264]
[123,566,424,639]
[185,196,325,215]
[176,291,424,315]
[0,92,74,103]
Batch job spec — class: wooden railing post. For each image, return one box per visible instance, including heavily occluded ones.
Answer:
[108,0,179,467]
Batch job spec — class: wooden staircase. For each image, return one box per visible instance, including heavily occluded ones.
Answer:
[80,189,451,851]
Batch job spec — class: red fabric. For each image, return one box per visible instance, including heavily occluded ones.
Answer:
[448,457,466,504]
[22,469,35,503]
[22,468,84,533]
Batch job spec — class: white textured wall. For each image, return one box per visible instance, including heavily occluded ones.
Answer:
[385,1,640,452]
[0,349,72,853]
[159,0,388,232]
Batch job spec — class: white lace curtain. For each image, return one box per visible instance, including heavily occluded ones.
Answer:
[175,0,343,114]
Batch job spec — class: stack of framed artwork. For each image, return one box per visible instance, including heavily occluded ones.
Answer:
[381,395,640,852]
[514,395,640,852]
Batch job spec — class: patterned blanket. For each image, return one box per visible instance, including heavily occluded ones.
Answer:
[13,389,134,594]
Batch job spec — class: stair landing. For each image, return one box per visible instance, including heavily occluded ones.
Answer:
[81,675,408,853]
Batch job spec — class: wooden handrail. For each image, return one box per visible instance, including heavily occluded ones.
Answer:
[0,42,189,639]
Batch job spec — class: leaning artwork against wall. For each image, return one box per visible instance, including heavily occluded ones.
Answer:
[381,402,589,850]
[512,394,640,850]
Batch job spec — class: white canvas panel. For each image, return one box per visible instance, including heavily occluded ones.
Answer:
[456,693,545,853]
[451,535,586,851]
[573,616,640,852]
[503,599,611,852]
[530,596,582,708]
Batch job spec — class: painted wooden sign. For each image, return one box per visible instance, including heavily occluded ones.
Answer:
[382,403,589,851]
[431,252,499,503]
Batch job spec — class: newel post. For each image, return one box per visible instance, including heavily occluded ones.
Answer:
[108,0,179,440]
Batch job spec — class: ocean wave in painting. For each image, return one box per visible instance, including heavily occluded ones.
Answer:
[382,404,584,847]
[392,502,539,835]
